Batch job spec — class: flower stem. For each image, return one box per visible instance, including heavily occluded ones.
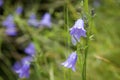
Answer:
[82,0,89,80]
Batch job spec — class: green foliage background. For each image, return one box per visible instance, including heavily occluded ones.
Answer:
[0,0,120,80]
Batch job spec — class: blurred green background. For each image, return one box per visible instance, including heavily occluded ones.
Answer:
[0,0,120,80]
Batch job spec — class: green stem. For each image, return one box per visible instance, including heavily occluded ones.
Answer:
[82,37,89,80]
[82,0,89,80]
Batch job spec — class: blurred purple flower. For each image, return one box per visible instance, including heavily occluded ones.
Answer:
[2,15,17,36]
[28,13,39,27]
[15,62,30,78]
[12,61,22,71]
[16,6,23,15]
[2,15,15,28]
[61,52,77,71]
[5,27,17,36]
[13,56,32,78]
[70,19,86,45]
[29,13,36,19]
[39,13,51,28]
[0,0,3,7]
[24,43,36,56]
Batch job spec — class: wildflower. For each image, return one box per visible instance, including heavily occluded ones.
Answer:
[24,43,35,56]
[12,61,22,71]
[2,15,17,36]
[70,19,86,45]
[0,0,3,7]
[15,6,23,15]
[2,15,15,28]
[28,13,39,27]
[39,13,51,28]
[15,62,30,78]
[13,56,32,78]
[61,52,77,71]
[5,27,17,36]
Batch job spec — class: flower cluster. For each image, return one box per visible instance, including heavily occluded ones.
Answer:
[61,19,86,71]
[2,6,23,36]
[13,56,32,78]
[2,15,17,36]
[13,43,35,78]
[28,13,51,28]
[1,6,52,78]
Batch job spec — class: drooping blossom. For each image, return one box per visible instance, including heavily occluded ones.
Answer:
[24,43,35,56]
[16,63,30,78]
[61,52,77,71]
[0,0,3,7]
[2,15,17,36]
[39,13,51,28]
[13,56,32,78]
[28,13,39,27]
[15,6,23,15]
[70,19,86,45]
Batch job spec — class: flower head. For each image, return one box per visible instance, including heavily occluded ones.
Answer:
[16,6,23,15]
[12,61,22,71]
[24,43,36,56]
[15,62,30,78]
[0,0,3,7]
[70,19,86,45]
[2,15,15,28]
[28,13,39,27]
[2,15,17,36]
[5,27,17,36]
[13,56,32,78]
[61,52,77,71]
[39,13,51,28]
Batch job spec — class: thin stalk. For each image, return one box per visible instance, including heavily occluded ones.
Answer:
[65,0,72,80]
[82,0,89,80]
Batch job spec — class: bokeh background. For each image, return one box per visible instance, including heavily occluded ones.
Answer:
[0,0,120,80]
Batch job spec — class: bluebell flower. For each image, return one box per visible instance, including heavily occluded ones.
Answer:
[39,13,51,28]
[2,15,15,28]
[61,52,77,71]
[24,43,35,56]
[5,27,17,36]
[15,6,23,15]
[12,61,22,71]
[13,56,32,78]
[2,15,17,36]
[15,62,30,78]
[28,13,39,27]
[0,0,3,7]
[70,19,86,45]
